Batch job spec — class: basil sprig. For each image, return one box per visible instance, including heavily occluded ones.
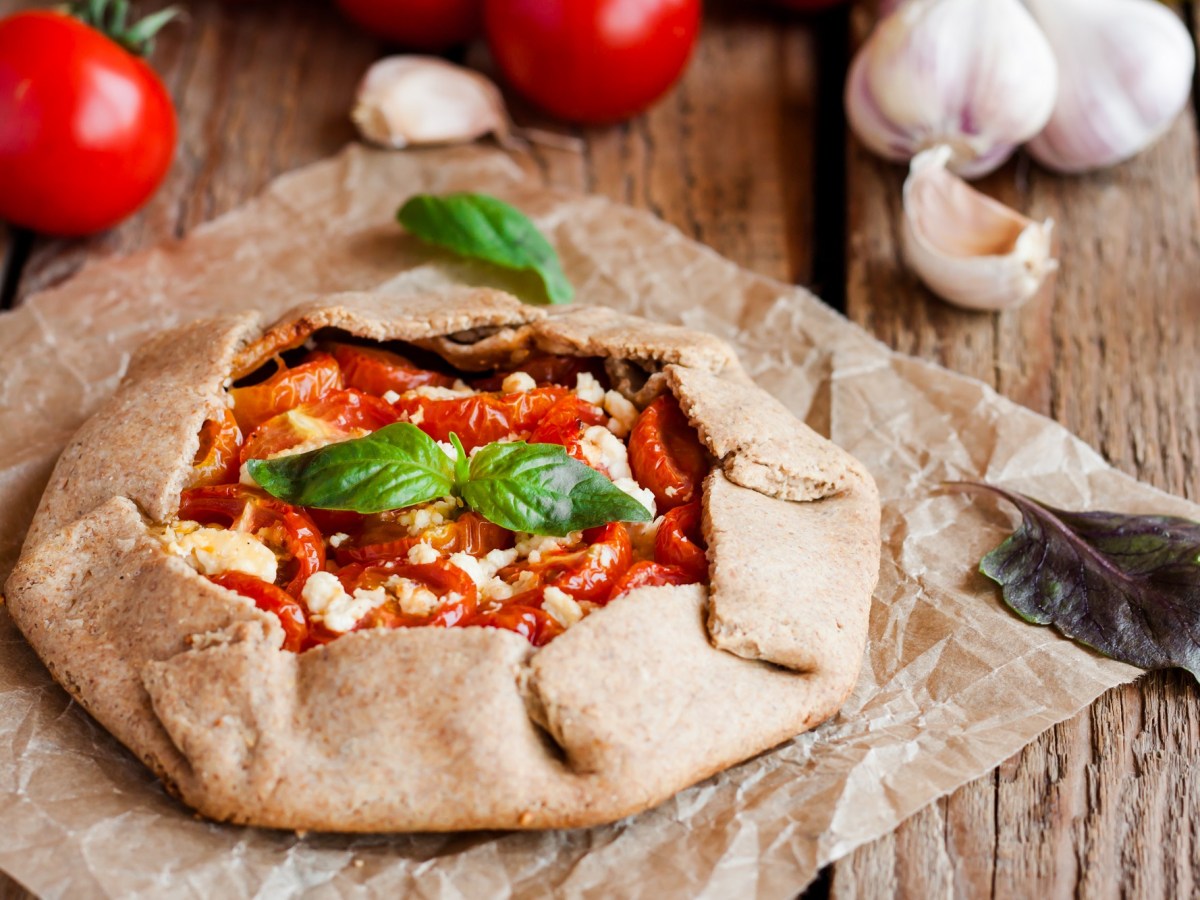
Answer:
[397,193,574,304]
[246,423,650,537]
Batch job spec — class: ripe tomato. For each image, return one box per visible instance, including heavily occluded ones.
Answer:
[189,407,242,488]
[240,389,401,463]
[472,355,604,392]
[628,395,709,511]
[515,522,632,603]
[326,343,455,396]
[335,510,512,565]
[230,354,343,432]
[655,500,707,579]
[468,605,563,646]
[207,571,309,653]
[334,0,481,50]
[527,395,606,465]
[483,0,701,124]
[608,559,696,599]
[394,385,568,450]
[0,11,177,235]
[337,559,478,629]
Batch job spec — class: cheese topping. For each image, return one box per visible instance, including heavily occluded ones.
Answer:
[166,525,278,583]
[392,497,462,536]
[603,390,639,438]
[579,425,632,480]
[542,586,584,628]
[574,372,605,405]
[501,371,537,393]
[301,571,387,633]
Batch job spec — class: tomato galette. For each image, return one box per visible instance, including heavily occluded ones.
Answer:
[7,290,881,832]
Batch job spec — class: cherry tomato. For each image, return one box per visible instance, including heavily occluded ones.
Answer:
[483,0,701,124]
[336,510,512,565]
[394,386,568,450]
[472,355,605,392]
[467,605,563,647]
[609,559,696,599]
[326,343,455,396]
[0,11,177,235]
[178,485,325,597]
[335,0,481,50]
[511,522,632,603]
[527,395,607,465]
[337,559,478,629]
[230,354,343,432]
[189,407,242,488]
[655,500,707,580]
[628,394,709,511]
[240,389,401,463]
[207,571,309,653]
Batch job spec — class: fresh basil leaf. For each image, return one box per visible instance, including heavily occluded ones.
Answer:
[463,442,651,537]
[247,423,455,513]
[450,432,469,490]
[397,192,574,304]
[960,482,1200,679]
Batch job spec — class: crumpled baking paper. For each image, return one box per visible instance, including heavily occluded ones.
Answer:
[0,144,1180,899]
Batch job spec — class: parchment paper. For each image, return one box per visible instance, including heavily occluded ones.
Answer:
[0,144,1181,898]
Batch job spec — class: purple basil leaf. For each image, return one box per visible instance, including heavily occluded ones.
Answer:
[959,482,1200,679]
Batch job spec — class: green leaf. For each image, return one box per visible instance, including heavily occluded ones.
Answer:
[397,193,574,304]
[450,432,469,490]
[463,442,651,537]
[247,423,455,513]
[957,482,1200,680]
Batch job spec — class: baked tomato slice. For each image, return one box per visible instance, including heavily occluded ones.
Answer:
[467,604,564,647]
[628,394,709,511]
[326,342,455,395]
[608,560,697,599]
[230,353,342,432]
[509,522,633,603]
[394,385,568,450]
[337,559,477,629]
[207,571,309,653]
[472,355,605,391]
[654,500,707,580]
[335,510,512,565]
[527,394,606,464]
[189,406,242,488]
[240,388,402,463]
[178,485,325,598]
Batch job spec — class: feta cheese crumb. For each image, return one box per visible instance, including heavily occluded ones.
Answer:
[406,383,476,400]
[437,441,459,460]
[407,542,440,565]
[574,372,605,405]
[515,532,581,563]
[166,526,278,583]
[602,390,639,438]
[301,572,387,633]
[382,390,401,404]
[613,477,657,516]
[449,548,520,601]
[579,425,632,480]
[629,516,664,560]
[542,586,584,628]
[328,532,350,548]
[393,497,461,536]
[501,371,537,393]
[385,575,445,617]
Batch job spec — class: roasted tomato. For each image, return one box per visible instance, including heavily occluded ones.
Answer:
[472,355,605,391]
[240,389,401,463]
[337,559,477,629]
[609,560,696,599]
[336,510,512,565]
[394,385,567,450]
[655,500,707,580]
[230,353,343,432]
[515,522,632,603]
[326,343,455,396]
[628,394,709,511]
[467,604,563,646]
[178,485,325,597]
[207,571,309,653]
[527,395,607,464]
[189,407,242,488]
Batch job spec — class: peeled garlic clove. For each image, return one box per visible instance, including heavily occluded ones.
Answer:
[1023,0,1196,174]
[845,0,1058,179]
[903,146,1057,311]
[352,56,513,150]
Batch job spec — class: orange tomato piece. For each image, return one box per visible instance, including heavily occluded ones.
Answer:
[189,406,242,487]
[230,353,342,432]
[467,604,564,646]
[527,394,607,465]
[628,394,709,511]
[239,388,401,463]
[394,385,568,451]
[608,560,698,600]
[327,342,455,395]
[337,559,478,629]
[654,500,707,580]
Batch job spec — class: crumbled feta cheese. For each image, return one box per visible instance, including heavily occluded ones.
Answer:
[328,532,350,548]
[407,383,476,400]
[449,548,520,599]
[579,425,632,480]
[382,390,401,404]
[665,485,679,498]
[384,575,445,617]
[602,390,639,438]
[629,516,664,560]
[613,477,656,516]
[501,371,537,393]
[574,372,605,405]
[542,586,584,628]
[301,572,387,633]
[407,542,440,565]
[392,497,461,536]
[166,525,278,583]
[515,532,581,563]
[437,441,459,460]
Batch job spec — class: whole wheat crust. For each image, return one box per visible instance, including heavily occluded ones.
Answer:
[5,290,881,832]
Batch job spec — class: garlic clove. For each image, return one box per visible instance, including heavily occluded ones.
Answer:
[845,0,1058,179]
[352,56,513,150]
[1023,0,1196,174]
[902,145,1057,311]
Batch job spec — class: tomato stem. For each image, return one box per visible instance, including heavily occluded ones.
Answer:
[68,0,183,56]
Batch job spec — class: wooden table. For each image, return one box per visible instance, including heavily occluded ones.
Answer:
[2,1,1198,896]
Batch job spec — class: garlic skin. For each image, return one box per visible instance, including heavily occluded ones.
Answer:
[845,0,1058,179]
[352,56,512,150]
[903,146,1057,311]
[1023,0,1196,174]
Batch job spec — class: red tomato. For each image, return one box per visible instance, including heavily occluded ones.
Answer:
[334,0,481,49]
[230,354,343,432]
[326,343,455,396]
[178,485,326,597]
[189,407,242,488]
[0,12,177,235]
[336,510,512,565]
[527,395,607,465]
[337,559,478,629]
[513,522,632,603]
[240,389,401,463]
[394,386,568,450]
[207,572,309,653]
[468,605,563,646]
[655,500,707,579]
[609,559,697,599]
[472,355,605,392]
[483,0,701,124]
[628,395,709,511]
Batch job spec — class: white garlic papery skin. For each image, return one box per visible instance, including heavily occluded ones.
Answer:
[903,146,1057,311]
[1023,0,1196,174]
[352,56,512,149]
[845,0,1058,179]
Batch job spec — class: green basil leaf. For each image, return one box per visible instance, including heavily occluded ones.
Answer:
[450,432,469,490]
[463,442,652,537]
[959,482,1200,680]
[397,192,574,304]
[247,423,455,513]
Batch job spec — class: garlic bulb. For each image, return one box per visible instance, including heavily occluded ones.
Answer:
[352,56,514,150]
[1023,0,1196,174]
[845,0,1058,179]
[903,146,1057,311]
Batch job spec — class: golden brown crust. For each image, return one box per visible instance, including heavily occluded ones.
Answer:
[4,290,881,832]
